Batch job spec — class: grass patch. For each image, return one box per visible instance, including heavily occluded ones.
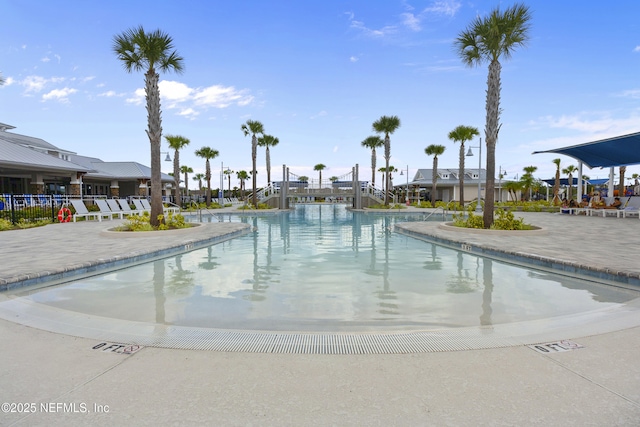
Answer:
[0,218,53,231]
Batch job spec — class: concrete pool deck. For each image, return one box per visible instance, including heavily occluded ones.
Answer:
[1,208,639,425]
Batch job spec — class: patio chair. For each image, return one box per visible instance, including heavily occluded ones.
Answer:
[621,207,639,219]
[139,198,180,214]
[69,199,102,222]
[95,199,122,220]
[117,199,143,216]
[106,199,134,218]
[132,199,150,214]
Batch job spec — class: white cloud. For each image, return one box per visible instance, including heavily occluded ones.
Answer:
[98,90,120,97]
[349,56,359,63]
[124,80,254,114]
[618,89,640,99]
[401,13,421,31]
[194,84,253,108]
[310,110,328,119]
[19,75,65,93]
[634,46,640,52]
[333,145,339,153]
[42,87,77,103]
[41,57,51,63]
[178,108,199,120]
[350,19,397,38]
[423,0,461,17]
[528,111,640,141]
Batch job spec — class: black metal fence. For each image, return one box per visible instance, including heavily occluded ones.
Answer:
[0,195,62,225]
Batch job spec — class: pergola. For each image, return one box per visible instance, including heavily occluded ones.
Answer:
[533,131,640,200]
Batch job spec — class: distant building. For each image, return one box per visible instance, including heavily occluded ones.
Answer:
[0,122,173,198]
[394,168,497,203]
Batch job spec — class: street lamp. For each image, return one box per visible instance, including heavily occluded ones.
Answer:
[498,165,507,203]
[399,165,409,205]
[160,152,172,162]
[466,138,483,213]
[219,162,230,206]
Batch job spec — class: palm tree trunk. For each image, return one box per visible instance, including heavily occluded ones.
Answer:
[173,151,180,207]
[252,136,258,208]
[183,170,189,202]
[384,136,390,205]
[553,169,560,205]
[266,146,271,185]
[371,148,376,186]
[431,157,438,205]
[619,166,626,197]
[459,142,465,205]
[205,160,211,207]
[483,60,501,228]
[145,69,163,227]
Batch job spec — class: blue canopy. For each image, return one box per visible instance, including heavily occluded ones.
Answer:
[533,132,640,168]
[542,178,608,186]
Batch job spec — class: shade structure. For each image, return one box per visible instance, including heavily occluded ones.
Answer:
[532,132,640,168]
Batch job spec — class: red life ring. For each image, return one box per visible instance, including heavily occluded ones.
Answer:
[58,207,72,223]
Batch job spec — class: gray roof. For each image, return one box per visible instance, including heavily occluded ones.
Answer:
[0,127,74,154]
[84,160,173,182]
[0,138,89,172]
[0,124,170,181]
[399,168,487,187]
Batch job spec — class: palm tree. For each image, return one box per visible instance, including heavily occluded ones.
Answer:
[562,164,578,201]
[180,165,193,203]
[236,170,249,200]
[113,26,184,226]
[314,164,326,188]
[164,134,190,207]
[372,115,401,205]
[193,173,204,194]
[618,166,626,197]
[552,158,562,205]
[361,135,384,186]
[194,147,219,207]
[503,180,522,202]
[447,125,480,205]
[224,169,234,194]
[425,145,446,205]
[257,134,279,185]
[520,165,538,201]
[455,4,532,228]
[241,120,265,208]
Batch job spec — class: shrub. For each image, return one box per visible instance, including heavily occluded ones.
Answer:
[116,211,190,232]
[451,212,484,229]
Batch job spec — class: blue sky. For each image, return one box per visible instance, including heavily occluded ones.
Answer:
[2,0,640,188]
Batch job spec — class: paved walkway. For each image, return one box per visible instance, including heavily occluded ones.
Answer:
[1,208,639,425]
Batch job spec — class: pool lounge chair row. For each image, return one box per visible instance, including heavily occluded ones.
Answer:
[561,197,640,219]
[69,198,180,222]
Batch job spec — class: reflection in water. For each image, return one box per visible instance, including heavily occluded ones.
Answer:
[480,259,493,326]
[153,259,166,325]
[20,204,640,331]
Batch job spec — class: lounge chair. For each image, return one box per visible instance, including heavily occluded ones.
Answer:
[139,198,180,215]
[117,199,142,216]
[95,199,122,220]
[132,199,150,214]
[106,199,134,218]
[69,199,102,222]
[621,207,639,219]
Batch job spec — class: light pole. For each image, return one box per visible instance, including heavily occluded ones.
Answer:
[498,165,507,203]
[219,162,230,206]
[466,138,483,213]
[399,165,409,205]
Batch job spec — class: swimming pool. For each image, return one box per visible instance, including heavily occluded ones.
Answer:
[13,204,639,334]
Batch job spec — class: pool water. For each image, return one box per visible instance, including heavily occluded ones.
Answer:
[17,204,639,332]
